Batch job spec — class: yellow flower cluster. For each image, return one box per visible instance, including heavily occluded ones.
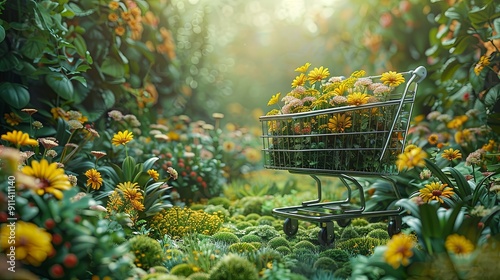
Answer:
[149,207,224,239]
[106,181,145,222]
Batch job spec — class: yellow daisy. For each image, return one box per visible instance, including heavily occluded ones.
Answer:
[419,181,454,204]
[328,114,352,133]
[380,71,405,87]
[117,181,145,211]
[291,73,307,88]
[85,168,103,190]
[384,233,415,269]
[112,130,134,146]
[21,159,72,199]
[4,112,22,126]
[307,66,330,84]
[396,146,427,171]
[347,92,370,106]
[427,134,439,145]
[147,169,160,181]
[1,130,38,147]
[441,148,462,161]
[294,62,311,72]
[267,92,281,106]
[445,234,474,255]
[0,221,53,266]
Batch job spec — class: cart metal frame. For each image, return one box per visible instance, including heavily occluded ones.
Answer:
[259,66,427,245]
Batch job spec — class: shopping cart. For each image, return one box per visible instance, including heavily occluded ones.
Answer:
[259,66,427,245]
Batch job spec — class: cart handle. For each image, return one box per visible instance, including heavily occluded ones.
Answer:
[379,66,427,162]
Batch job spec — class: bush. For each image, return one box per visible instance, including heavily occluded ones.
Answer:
[351,218,369,227]
[339,227,360,241]
[293,240,316,251]
[240,234,263,243]
[208,254,259,280]
[256,215,276,225]
[367,229,390,240]
[188,272,210,280]
[235,221,254,230]
[368,222,388,231]
[267,236,290,249]
[244,213,262,221]
[336,237,384,256]
[246,225,281,242]
[227,242,258,254]
[318,249,350,264]
[204,205,231,222]
[170,263,199,277]
[129,235,165,270]
[313,257,339,271]
[142,273,186,280]
[211,232,240,244]
[207,197,231,209]
[239,196,265,215]
[275,246,292,255]
[333,265,352,279]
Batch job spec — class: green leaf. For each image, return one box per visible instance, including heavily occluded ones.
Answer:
[0,25,5,43]
[46,73,74,100]
[441,58,461,81]
[143,157,160,170]
[122,156,136,182]
[73,33,88,57]
[444,167,472,201]
[425,159,455,188]
[484,83,500,108]
[0,52,21,72]
[100,57,125,78]
[21,37,46,60]
[441,203,463,236]
[468,2,495,28]
[452,36,478,55]
[0,82,30,109]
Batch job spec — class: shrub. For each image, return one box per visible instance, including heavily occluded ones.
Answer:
[235,221,254,230]
[353,226,372,237]
[247,225,281,242]
[336,237,385,256]
[204,205,231,222]
[318,249,350,263]
[256,215,276,225]
[188,272,210,280]
[351,218,369,227]
[367,229,390,240]
[333,265,352,279]
[267,236,290,249]
[250,242,262,250]
[313,257,339,271]
[170,263,199,277]
[275,246,292,255]
[164,248,185,270]
[293,240,317,251]
[239,196,265,215]
[368,222,387,231]
[244,213,261,221]
[228,242,258,254]
[150,266,169,274]
[129,235,165,270]
[211,232,240,244]
[190,204,206,211]
[149,207,223,239]
[240,234,263,243]
[249,247,282,270]
[142,273,185,280]
[207,197,231,209]
[339,227,360,241]
[208,254,259,280]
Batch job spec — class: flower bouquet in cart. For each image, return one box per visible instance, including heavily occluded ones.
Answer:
[260,63,421,174]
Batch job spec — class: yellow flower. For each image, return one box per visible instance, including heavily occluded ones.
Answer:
[396,146,427,171]
[117,181,144,211]
[380,71,405,87]
[419,181,454,204]
[441,148,462,161]
[0,221,53,266]
[307,66,330,84]
[245,147,262,163]
[427,134,439,145]
[108,12,119,22]
[454,129,472,145]
[222,141,236,152]
[147,169,160,181]
[474,55,490,75]
[4,112,22,126]
[328,114,352,132]
[1,130,38,147]
[115,25,126,36]
[295,62,311,72]
[291,73,307,88]
[267,92,281,106]
[109,1,120,10]
[347,92,370,106]
[50,107,68,120]
[384,233,415,269]
[112,130,134,146]
[22,159,72,199]
[85,168,103,190]
[445,234,474,255]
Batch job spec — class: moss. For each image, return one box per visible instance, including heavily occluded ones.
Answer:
[246,225,281,242]
[170,263,199,277]
[256,215,275,225]
[267,236,290,249]
[239,196,265,216]
[353,226,372,237]
[240,234,263,243]
[227,242,258,254]
[207,197,231,209]
[211,232,240,244]
[313,257,339,271]
[208,254,259,280]
[369,222,388,231]
[293,240,316,251]
[142,273,185,280]
[337,237,385,256]
[235,221,254,230]
[275,246,292,255]
[250,242,262,250]
[351,218,369,227]
[318,249,350,263]
[129,235,165,270]
[339,227,360,241]
[367,228,390,240]
[333,265,352,279]
[251,247,282,269]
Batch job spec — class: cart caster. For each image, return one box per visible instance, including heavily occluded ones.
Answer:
[336,219,351,227]
[318,222,335,246]
[283,218,299,236]
[387,216,402,237]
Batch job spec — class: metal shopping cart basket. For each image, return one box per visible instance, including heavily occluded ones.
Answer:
[259,66,427,245]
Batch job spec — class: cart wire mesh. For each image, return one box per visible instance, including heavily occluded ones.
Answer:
[259,66,427,175]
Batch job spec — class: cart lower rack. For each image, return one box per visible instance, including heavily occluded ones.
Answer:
[259,66,427,245]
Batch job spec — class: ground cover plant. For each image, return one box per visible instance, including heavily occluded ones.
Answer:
[1,0,500,279]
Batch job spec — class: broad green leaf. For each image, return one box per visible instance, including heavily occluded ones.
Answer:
[0,25,5,43]
[21,37,46,60]
[484,83,500,108]
[122,156,136,182]
[442,203,463,236]
[0,52,20,72]
[100,57,125,78]
[444,167,472,200]
[468,2,495,28]
[73,33,88,57]
[425,159,455,189]
[452,36,478,55]
[440,58,461,81]
[101,89,115,109]
[46,73,74,100]
[469,66,486,93]
[143,157,160,170]
[0,82,30,109]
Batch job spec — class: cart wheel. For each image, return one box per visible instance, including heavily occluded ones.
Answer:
[336,219,351,227]
[318,222,335,246]
[283,218,299,236]
[387,216,402,237]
